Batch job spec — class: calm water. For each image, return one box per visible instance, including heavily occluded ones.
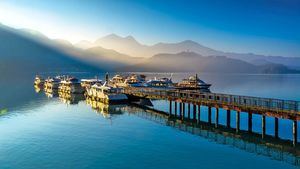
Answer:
[0,73,300,169]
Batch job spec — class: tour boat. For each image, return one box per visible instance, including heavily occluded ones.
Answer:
[124,74,146,87]
[145,76,173,88]
[86,82,128,104]
[175,74,211,91]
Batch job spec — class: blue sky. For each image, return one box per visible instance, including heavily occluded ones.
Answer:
[0,0,299,57]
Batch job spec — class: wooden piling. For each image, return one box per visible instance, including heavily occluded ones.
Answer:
[226,109,230,128]
[248,112,252,133]
[262,115,266,139]
[236,111,240,132]
[275,117,279,138]
[293,120,298,146]
[215,107,219,127]
[208,106,212,123]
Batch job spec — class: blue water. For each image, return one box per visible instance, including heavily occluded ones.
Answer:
[0,73,299,169]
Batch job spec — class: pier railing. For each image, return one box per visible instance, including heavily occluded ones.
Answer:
[122,87,300,116]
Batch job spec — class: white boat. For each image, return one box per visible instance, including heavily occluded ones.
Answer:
[86,82,128,104]
[175,74,211,91]
[124,74,146,87]
[145,75,173,88]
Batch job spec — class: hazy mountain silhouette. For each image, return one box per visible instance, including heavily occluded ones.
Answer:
[77,34,300,69]
[120,52,299,73]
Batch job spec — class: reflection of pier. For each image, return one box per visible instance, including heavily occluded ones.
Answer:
[122,87,300,145]
[125,105,300,166]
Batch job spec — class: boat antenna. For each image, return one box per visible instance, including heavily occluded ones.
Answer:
[195,73,198,88]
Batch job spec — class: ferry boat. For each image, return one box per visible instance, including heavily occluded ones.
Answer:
[110,74,126,88]
[86,82,128,104]
[175,74,211,91]
[110,74,146,88]
[145,77,173,88]
[124,74,146,87]
[81,78,102,89]
[59,77,85,94]
[34,75,45,87]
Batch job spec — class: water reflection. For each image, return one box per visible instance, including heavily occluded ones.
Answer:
[86,97,125,119]
[124,105,300,166]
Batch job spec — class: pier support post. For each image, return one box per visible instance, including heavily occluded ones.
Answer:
[215,108,219,127]
[226,110,231,128]
[262,115,266,139]
[179,102,182,118]
[275,117,279,138]
[198,105,201,123]
[248,112,252,133]
[208,106,212,124]
[174,102,177,117]
[293,120,298,146]
[236,111,240,132]
[182,103,186,119]
[188,103,191,119]
[169,100,172,116]
[193,104,197,121]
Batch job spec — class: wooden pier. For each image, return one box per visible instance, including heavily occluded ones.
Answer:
[121,87,300,145]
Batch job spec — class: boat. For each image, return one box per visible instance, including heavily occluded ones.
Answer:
[145,75,173,88]
[34,75,44,87]
[59,77,85,94]
[175,74,211,91]
[81,78,102,89]
[85,82,128,104]
[110,74,146,88]
[109,74,126,88]
[124,74,146,87]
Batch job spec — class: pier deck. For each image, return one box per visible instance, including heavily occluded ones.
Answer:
[122,87,300,120]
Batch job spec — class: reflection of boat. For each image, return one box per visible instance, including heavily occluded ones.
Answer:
[34,85,42,93]
[86,82,128,104]
[45,90,58,98]
[86,98,125,118]
[58,92,85,104]
[34,75,45,87]
[59,77,84,94]
[175,74,211,91]
[81,78,102,89]
[145,75,173,88]
[44,76,62,90]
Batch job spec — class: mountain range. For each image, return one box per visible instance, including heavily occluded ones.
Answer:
[75,33,300,70]
[0,23,299,76]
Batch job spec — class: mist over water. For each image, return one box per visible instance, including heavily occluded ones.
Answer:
[0,72,299,169]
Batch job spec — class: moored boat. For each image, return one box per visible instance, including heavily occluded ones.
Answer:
[175,74,211,91]
[145,76,173,88]
[86,82,128,104]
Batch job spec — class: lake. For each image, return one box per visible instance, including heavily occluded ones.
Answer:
[0,72,299,169]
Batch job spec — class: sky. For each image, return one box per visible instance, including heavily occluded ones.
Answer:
[0,0,299,57]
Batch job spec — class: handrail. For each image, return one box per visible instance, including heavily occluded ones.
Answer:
[121,87,300,113]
